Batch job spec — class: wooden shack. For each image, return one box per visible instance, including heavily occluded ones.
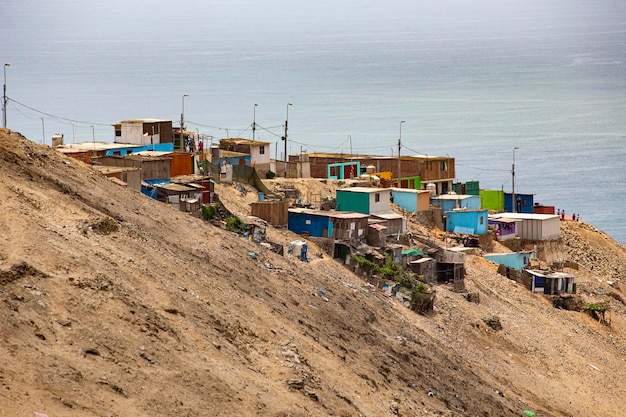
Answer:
[250,200,289,227]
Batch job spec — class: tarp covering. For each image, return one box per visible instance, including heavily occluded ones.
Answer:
[402,248,424,257]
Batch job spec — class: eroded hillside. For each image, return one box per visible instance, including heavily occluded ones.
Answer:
[1,128,625,417]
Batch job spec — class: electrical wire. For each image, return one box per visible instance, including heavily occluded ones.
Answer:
[7,97,112,127]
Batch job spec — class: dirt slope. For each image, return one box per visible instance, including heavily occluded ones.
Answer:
[1,128,625,417]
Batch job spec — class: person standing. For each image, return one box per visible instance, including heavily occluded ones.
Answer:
[301,243,309,262]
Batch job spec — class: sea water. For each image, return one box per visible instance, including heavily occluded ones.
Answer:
[2,0,625,242]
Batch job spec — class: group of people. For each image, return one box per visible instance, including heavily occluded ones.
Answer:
[557,209,580,222]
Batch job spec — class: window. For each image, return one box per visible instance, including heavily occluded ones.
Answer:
[259,145,265,155]
[440,160,448,171]
[375,193,380,202]
[480,216,484,225]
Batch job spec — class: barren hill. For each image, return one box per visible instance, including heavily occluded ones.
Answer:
[1,128,625,417]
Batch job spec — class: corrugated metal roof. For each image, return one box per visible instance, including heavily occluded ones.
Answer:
[433,194,475,200]
[133,150,172,157]
[93,166,139,174]
[371,212,403,220]
[288,208,369,219]
[58,142,139,151]
[490,213,559,221]
[155,183,197,192]
[369,223,387,231]
[391,188,430,194]
[337,187,390,193]
[220,137,271,146]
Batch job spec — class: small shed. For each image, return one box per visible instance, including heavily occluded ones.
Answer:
[367,223,387,247]
[100,154,171,181]
[330,212,370,241]
[431,194,481,212]
[488,217,519,241]
[93,165,141,192]
[436,262,465,290]
[288,209,333,237]
[524,269,577,295]
[445,209,488,235]
[391,188,431,212]
[483,251,534,271]
[408,257,436,282]
[56,148,93,165]
[480,189,504,211]
[370,212,406,236]
[505,192,534,214]
[155,183,198,203]
[250,200,289,227]
[489,213,560,241]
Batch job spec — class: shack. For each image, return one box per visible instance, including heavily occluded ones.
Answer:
[489,213,560,241]
[524,270,577,295]
[445,209,488,235]
[391,188,431,213]
[483,251,534,271]
[250,200,289,227]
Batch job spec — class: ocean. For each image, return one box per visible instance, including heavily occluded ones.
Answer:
[2,0,625,242]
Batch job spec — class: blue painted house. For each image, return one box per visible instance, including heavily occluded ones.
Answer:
[392,188,431,213]
[288,209,334,237]
[504,192,534,214]
[288,209,370,239]
[104,142,174,157]
[445,209,488,235]
[483,251,534,271]
[431,194,481,213]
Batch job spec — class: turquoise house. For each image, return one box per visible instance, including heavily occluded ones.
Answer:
[327,162,360,180]
[445,209,488,234]
[483,251,534,271]
[336,187,391,214]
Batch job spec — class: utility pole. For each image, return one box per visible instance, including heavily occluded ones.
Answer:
[180,94,188,151]
[398,121,406,187]
[282,102,292,178]
[512,146,519,212]
[349,134,354,178]
[252,103,258,141]
[3,63,10,128]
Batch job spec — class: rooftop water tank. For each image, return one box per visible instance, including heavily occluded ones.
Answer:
[52,133,64,147]
[427,182,436,196]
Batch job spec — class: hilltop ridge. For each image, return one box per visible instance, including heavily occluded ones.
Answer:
[1,128,625,417]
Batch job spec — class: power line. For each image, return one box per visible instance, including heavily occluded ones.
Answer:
[8,97,112,127]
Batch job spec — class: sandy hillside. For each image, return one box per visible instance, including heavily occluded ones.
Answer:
[1,128,625,417]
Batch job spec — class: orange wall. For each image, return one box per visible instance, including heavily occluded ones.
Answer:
[168,153,193,176]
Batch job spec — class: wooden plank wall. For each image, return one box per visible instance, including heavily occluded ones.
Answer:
[250,201,289,227]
